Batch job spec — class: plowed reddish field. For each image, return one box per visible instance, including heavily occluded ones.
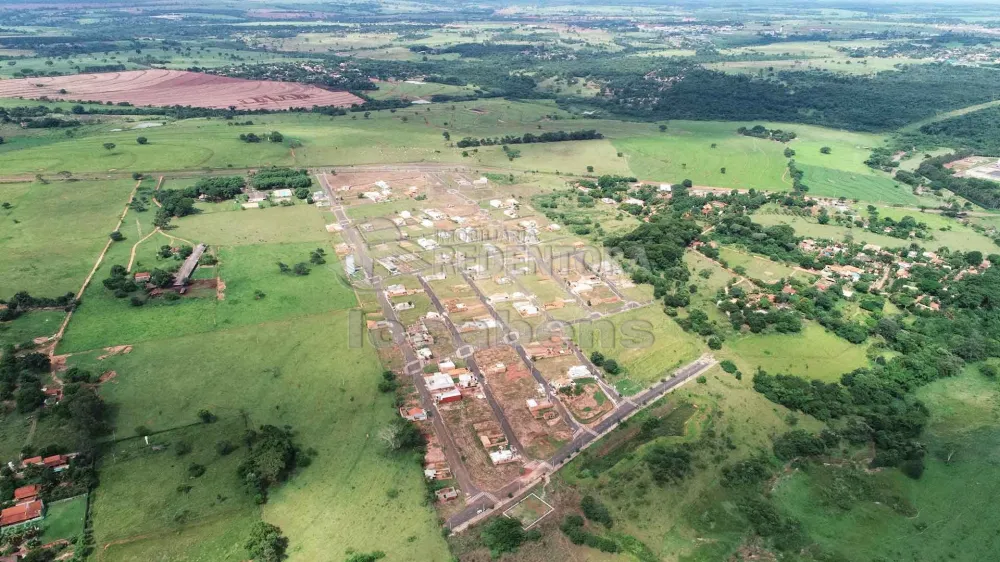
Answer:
[0,69,363,109]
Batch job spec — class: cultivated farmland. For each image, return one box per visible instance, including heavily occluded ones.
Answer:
[0,69,363,110]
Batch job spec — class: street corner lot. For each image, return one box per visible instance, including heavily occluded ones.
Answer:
[574,306,707,395]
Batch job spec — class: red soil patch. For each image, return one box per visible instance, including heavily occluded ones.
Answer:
[97,345,132,361]
[0,69,363,110]
[99,370,117,383]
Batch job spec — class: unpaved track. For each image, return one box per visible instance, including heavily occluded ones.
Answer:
[50,180,142,350]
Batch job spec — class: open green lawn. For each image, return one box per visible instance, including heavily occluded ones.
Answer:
[90,312,449,562]
[718,246,812,284]
[0,309,65,347]
[576,305,706,394]
[722,322,871,382]
[41,495,88,544]
[0,179,137,299]
[614,121,790,190]
[798,164,917,204]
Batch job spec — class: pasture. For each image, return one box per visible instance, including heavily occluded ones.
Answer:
[0,179,137,299]
[722,323,871,382]
[798,164,917,204]
[90,312,450,562]
[60,235,356,352]
[717,246,809,284]
[614,121,790,190]
[0,309,65,347]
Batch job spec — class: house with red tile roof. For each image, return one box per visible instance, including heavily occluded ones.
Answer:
[0,500,43,530]
[12,485,38,503]
[42,454,71,472]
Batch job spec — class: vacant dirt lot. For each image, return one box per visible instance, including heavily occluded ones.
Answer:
[0,69,362,109]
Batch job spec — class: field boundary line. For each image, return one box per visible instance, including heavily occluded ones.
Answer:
[50,180,143,351]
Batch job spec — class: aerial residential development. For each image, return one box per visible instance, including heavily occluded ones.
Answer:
[2,1,1000,561]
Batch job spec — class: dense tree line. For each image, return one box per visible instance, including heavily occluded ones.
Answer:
[737,125,796,143]
[251,168,312,190]
[455,129,602,148]
[0,291,77,322]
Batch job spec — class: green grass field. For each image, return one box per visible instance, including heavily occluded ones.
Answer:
[40,495,88,544]
[614,121,790,190]
[722,322,871,382]
[0,309,65,347]
[798,164,917,204]
[0,179,137,299]
[89,312,449,562]
[718,246,809,284]
[60,236,356,352]
[576,305,706,394]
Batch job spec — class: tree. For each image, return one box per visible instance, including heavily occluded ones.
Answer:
[589,351,605,366]
[198,409,217,423]
[481,516,536,557]
[109,231,124,242]
[378,419,425,453]
[245,522,288,562]
[820,146,831,154]
[442,131,450,141]
[103,142,116,151]
[277,262,290,274]
[292,263,310,276]
[965,250,983,265]
[644,445,692,484]
[269,131,283,143]
[136,136,148,145]
[603,359,620,375]
[658,124,667,132]
[784,147,796,158]
[587,165,594,173]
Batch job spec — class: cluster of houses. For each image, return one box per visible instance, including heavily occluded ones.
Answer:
[489,198,520,219]
[0,454,77,532]
[796,238,993,308]
[0,485,43,532]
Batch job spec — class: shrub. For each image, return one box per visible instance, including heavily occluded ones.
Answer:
[580,495,613,528]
